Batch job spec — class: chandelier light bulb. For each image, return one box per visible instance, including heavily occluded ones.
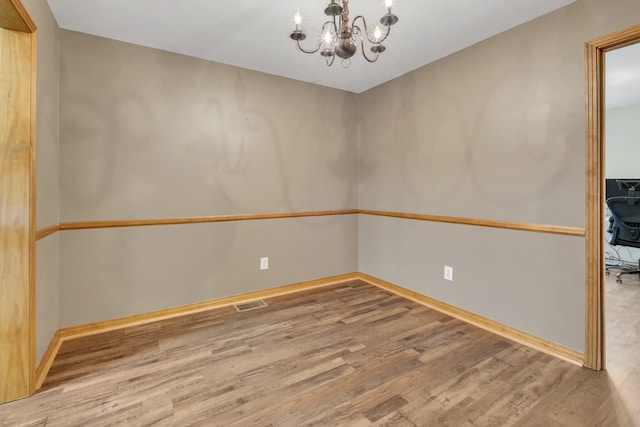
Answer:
[323,31,332,45]
[385,0,393,8]
[290,11,307,41]
[374,26,382,41]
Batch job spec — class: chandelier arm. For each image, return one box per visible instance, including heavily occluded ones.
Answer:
[322,20,339,35]
[296,39,321,54]
[358,36,380,63]
[351,16,372,43]
[296,20,339,55]
[351,15,391,44]
[378,22,391,44]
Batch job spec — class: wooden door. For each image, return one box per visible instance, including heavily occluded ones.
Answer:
[0,0,36,403]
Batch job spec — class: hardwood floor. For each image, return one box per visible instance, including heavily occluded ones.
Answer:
[605,267,640,425]
[0,279,638,426]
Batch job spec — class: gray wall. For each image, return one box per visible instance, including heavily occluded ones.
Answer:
[59,217,356,326]
[24,0,60,363]
[58,31,358,326]
[358,0,640,352]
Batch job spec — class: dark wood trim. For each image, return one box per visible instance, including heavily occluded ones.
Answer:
[359,209,585,237]
[584,23,640,371]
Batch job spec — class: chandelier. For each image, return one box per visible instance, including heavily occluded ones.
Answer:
[289,0,399,67]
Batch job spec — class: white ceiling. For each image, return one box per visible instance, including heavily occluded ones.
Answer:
[606,42,640,109]
[46,0,578,93]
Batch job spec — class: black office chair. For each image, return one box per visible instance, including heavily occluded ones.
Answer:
[606,180,640,283]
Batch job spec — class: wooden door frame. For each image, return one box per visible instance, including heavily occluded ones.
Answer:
[0,0,36,403]
[585,23,640,371]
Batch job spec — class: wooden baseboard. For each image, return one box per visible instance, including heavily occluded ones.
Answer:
[58,272,359,341]
[35,330,62,389]
[35,272,359,387]
[357,272,585,366]
[35,271,583,388]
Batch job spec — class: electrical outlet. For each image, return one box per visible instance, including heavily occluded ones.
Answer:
[444,265,453,281]
[260,257,269,270]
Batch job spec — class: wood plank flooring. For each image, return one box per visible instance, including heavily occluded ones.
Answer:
[0,279,639,426]
[604,266,640,425]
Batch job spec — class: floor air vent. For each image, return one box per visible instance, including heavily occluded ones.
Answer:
[234,300,268,312]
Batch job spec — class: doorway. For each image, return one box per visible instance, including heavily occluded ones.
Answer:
[602,43,640,384]
[585,23,640,371]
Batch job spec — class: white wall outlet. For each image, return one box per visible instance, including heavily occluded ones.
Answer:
[260,257,269,270]
[444,265,453,281]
